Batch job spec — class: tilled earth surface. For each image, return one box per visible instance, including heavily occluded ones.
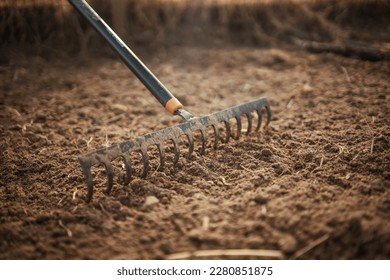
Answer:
[0,42,389,259]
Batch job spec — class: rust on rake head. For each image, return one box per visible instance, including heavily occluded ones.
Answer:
[79,97,271,202]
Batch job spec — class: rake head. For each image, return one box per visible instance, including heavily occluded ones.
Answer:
[79,97,271,202]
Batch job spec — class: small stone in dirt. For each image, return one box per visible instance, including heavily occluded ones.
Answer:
[144,196,159,207]
[261,148,273,157]
[302,83,314,94]
[279,234,298,254]
[160,196,169,204]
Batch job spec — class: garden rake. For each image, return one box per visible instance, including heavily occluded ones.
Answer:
[69,0,272,202]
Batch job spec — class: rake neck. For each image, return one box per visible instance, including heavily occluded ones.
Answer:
[68,0,185,116]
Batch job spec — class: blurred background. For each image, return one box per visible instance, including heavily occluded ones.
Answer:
[1,0,389,60]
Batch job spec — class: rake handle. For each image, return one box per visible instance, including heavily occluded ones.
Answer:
[68,0,183,114]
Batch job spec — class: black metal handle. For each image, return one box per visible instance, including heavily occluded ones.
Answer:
[68,0,183,114]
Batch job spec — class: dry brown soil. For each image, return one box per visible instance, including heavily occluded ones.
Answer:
[1,3,389,260]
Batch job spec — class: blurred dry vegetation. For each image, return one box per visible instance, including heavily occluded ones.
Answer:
[0,0,389,58]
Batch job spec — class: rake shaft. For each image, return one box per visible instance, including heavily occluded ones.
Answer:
[68,0,188,116]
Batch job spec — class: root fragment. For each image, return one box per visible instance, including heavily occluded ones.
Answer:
[58,220,73,238]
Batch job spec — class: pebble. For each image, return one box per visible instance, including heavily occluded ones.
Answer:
[279,234,298,253]
[144,196,159,207]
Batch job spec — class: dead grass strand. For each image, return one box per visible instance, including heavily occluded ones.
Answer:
[166,249,284,260]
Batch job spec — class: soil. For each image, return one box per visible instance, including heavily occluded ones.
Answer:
[1,2,390,260]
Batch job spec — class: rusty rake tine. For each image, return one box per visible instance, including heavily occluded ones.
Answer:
[157,143,165,171]
[172,137,180,165]
[122,154,133,185]
[235,115,242,140]
[103,160,114,194]
[265,105,272,126]
[224,120,231,143]
[199,128,207,155]
[212,124,220,148]
[140,148,149,178]
[246,112,253,135]
[80,162,94,202]
[255,109,262,132]
[186,132,194,158]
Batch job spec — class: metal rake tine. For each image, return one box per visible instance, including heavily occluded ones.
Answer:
[255,109,262,132]
[199,128,207,155]
[265,105,272,126]
[122,153,133,185]
[246,112,253,135]
[140,148,150,178]
[186,132,194,158]
[223,120,231,143]
[234,115,242,140]
[102,159,114,194]
[157,143,165,171]
[80,161,94,203]
[211,124,220,148]
[172,137,180,166]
